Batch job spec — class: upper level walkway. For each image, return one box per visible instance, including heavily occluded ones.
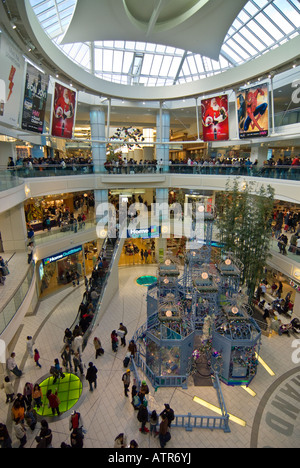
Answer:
[2,163,300,182]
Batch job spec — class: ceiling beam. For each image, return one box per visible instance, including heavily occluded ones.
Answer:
[146,0,170,37]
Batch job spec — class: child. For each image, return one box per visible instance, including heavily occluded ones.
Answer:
[149,410,159,436]
[3,376,14,403]
[34,349,42,368]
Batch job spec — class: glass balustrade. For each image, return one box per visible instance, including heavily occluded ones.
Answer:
[0,262,35,335]
[1,163,299,181]
[0,170,24,192]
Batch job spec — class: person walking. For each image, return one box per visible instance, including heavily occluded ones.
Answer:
[70,427,84,448]
[23,382,33,409]
[160,403,175,428]
[32,384,43,410]
[3,376,14,403]
[13,418,27,448]
[34,349,42,368]
[118,323,128,347]
[114,433,127,448]
[137,400,149,433]
[93,337,103,359]
[128,340,137,358]
[111,330,118,353]
[26,336,34,358]
[158,414,171,448]
[122,369,131,397]
[52,358,65,384]
[72,334,83,356]
[73,351,84,376]
[61,345,73,372]
[86,362,98,392]
[149,410,159,436]
[36,419,52,448]
[46,389,60,416]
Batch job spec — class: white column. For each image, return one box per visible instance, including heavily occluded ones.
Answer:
[90,107,106,173]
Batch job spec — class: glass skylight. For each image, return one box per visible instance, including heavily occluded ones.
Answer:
[29,0,300,87]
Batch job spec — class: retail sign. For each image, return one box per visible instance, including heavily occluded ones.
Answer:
[127,226,160,239]
[43,246,82,265]
[0,339,6,364]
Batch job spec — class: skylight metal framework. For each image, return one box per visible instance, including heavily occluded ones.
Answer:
[29,0,300,87]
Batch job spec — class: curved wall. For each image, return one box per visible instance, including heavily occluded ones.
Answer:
[20,0,300,102]
[21,174,300,205]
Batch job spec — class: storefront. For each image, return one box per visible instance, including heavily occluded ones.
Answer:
[25,191,94,233]
[38,245,84,297]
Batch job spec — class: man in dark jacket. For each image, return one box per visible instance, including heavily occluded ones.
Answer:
[86,362,98,392]
[160,403,175,427]
[137,400,149,433]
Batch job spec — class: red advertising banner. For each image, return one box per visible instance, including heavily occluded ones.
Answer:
[237,83,269,139]
[201,95,229,142]
[50,82,77,138]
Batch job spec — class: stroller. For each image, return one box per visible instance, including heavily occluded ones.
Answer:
[291,318,300,335]
[279,318,300,337]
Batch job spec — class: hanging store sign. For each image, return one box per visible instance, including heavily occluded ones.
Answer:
[127,225,161,239]
[43,246,82,265]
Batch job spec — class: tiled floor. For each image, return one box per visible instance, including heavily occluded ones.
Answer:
[1,263,300,449]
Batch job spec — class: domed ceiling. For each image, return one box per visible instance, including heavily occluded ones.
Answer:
[30,0,300,87]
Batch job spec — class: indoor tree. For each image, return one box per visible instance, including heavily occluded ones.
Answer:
[216,179,274,300]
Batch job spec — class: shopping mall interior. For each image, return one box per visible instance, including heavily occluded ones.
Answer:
[0,0,300,450]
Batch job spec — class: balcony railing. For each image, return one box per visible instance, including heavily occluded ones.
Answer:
[2,163,299,181]
[0,170,24,192]
[0,262,35,335]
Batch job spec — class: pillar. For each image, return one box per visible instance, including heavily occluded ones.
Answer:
[156,107,170,171]
[0,204,27,252]
[250,144,269,167]
[155,188,169,262]
[90,107,106,174]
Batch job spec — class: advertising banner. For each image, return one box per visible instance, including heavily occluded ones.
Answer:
[50,81,77,138]
[21,62,49,133]
[237,83,269,139]
[201,95,229,142]
[0,33,25,126]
